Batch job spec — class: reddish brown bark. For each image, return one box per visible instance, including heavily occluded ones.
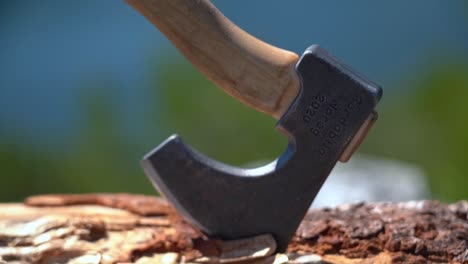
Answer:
[292,201,468,263]
[0,194,466,264]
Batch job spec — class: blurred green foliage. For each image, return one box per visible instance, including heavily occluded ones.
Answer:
[1,55,467,203]
[362,62,468,201]
[153,59,286,166]
[0,78,155,202]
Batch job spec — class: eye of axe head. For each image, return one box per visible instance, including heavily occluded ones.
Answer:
[142,45,382,252]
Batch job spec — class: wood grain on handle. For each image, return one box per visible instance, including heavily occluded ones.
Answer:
[127,0,300,119]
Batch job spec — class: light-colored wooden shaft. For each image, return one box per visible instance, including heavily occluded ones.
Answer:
[127,0,301,119]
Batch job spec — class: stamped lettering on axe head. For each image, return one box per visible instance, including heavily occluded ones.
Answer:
[142,46,381,251]
[128,0,383,252]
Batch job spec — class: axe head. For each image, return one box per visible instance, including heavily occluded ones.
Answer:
[142,45,382,251]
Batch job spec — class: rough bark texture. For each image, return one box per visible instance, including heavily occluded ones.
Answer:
[0,194,466,264]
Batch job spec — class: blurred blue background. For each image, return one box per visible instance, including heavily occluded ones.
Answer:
[1,0,467,202]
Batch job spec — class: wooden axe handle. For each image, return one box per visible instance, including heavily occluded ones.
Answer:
[127,0,300,119]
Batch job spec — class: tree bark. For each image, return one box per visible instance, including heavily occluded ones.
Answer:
[0,194,466,264]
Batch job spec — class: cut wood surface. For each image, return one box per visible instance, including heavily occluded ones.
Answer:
[0,194,467,264]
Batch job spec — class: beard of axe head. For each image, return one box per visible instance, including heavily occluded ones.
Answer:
[142,45,382,252]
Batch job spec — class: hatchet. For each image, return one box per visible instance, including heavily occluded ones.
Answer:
[127,0,382,252]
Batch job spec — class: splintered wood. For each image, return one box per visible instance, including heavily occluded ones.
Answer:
[0,194,466,264]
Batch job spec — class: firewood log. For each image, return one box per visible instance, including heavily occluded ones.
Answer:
[0,194,466,264]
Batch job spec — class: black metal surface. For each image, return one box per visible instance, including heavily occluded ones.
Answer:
[142,45,382,252]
